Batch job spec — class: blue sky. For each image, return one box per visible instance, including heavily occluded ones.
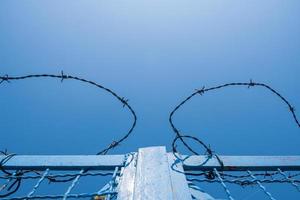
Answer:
[0,1,300,199]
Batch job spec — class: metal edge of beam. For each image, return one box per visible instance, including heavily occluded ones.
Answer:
[182,155,300,171]
[0,155,125,170]
[168,153,217,200]
[117,153,137,200]
[2,154,300,171]
[167,153,193,200]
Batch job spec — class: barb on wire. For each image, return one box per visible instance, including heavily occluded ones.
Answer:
[60,70,68,82]
[186,169,300,189]
[0,72,137,155]
[169,80,300,169]
[0,75,9,84]
[0,72,137,195]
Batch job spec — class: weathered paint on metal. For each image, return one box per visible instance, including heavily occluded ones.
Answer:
[133,146,174,200]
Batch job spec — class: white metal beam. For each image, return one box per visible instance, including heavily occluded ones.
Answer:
[0,155,125,170]
[2,154,300,171]
[182,155,300,171]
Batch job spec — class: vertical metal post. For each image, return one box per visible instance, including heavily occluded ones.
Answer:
[133,146,173,200]
[117,146,193,200]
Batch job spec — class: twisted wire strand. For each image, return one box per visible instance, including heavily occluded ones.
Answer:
[187,176,300,186]
[277,168,300,192]
[247,170,277,200]
[0,152,23,198]
[172,135,224,168]
[0,174,21,198]
[0,153,17,176]
[26,168,49,198]
[0,72,137,196]
[63,169,85,200]
[0,72,137,155]
[169,81,300,167]
[1,191,117,200]
[214,168,235,200]
[0,171,115,180]
[104,167,119,200]
[0,164,121,199]
[186,169,300,187]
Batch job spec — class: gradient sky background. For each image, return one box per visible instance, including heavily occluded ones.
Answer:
[0,1,300,199]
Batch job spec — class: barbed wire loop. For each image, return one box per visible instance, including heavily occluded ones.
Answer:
[0,72,137,155]
[169,81,300,172]
[0,72,138,187]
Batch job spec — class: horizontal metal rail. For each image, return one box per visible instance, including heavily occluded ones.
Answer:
[0,155,125,171]
[1,155,300,171]
[182,155,300,171]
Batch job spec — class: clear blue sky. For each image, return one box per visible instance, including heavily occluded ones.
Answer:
[0,1,300,199]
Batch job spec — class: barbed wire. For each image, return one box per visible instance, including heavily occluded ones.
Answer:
[187,177,300,186]
[187,171,300,186]
[186,168,300,200]
[0,152,133,199]
[183,170,300,179]
[2,76,300,198]
[0,72,137,197]
[2,191,117,200]
[0,72,137,155]
[0,152,129,198]
[168,81,300,198]
[169,80,300,168]
[0,171,115,180]
[0,151,22,198]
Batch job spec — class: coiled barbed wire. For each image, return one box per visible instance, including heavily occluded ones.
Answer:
[0,72,137,196]
[169,80,300,165]
[0,72,137,155]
